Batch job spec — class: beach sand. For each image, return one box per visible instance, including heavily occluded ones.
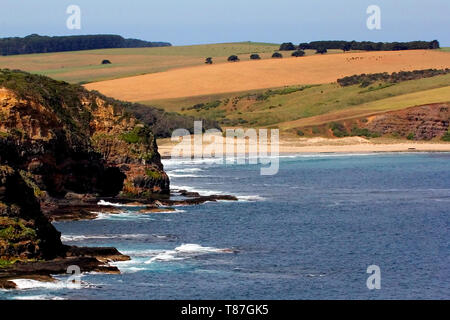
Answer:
[157,135,450,158]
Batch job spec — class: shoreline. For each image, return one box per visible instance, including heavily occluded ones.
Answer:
[157,136,450,157]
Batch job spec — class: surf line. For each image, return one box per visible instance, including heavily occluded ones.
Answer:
[181,304,215,318]
[171,121,279,175]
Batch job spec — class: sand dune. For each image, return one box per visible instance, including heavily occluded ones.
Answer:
[85,50,450,101]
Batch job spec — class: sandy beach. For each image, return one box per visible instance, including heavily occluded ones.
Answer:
[157,135,450,157]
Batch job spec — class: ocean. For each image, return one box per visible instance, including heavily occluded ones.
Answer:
[1,153,449,300]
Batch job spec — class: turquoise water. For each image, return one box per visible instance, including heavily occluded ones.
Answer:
[1,153,449,299]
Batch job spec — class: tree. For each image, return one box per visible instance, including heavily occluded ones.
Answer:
[342,43,352,52]
[272,52,283,58]
[250,54,261,60]
[316,48,327,54]
[227,55,240,62]
[279,42,296,51]
[291,50,305,57]
[205,57,213,64]
[298,43,309,50]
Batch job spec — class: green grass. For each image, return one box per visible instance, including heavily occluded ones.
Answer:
[440,47,450,52]
[145,74,450,129]
[0,42,280,84]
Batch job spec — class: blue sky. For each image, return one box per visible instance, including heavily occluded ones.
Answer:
[0,0,449,46]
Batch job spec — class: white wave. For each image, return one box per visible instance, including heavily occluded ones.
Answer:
[144,243,233,264]
[13,295,65,300]
[61,234,147,242]
[171,184,222,196]
[11,279,90,290]
[237,195,265,201]
[97,200,147,207]
[175,243,225,253]
[95,209,184,221]
[168,173,203,178]
[169,168,204,173]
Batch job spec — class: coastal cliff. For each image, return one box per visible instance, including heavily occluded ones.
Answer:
[0,69,169,200]
[0,69,169,281]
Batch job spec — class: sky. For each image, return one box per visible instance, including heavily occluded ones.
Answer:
[0,0,449,46]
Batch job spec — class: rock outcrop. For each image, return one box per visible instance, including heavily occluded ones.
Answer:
[0,69,169,199]
[0,69,166,281]
[0,165,64,262]
[362,103,450,140]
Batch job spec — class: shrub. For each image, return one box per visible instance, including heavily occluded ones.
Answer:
[316,48,328,54]
[441,131,450,142]
[228,55,240,62]
[296,130,304,136]
[250,54,261,60]
[407,133,415,140]
[291,50,305,57]
[279,42,296,51]
[101,59,111,64]
[330,122,348,137]
[272,52,283,58]
[205,57,213,64]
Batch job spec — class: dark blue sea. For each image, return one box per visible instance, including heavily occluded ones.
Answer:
[1,153,449,300]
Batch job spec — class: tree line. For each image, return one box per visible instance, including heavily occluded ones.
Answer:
[0,34,171,56]
[337,68,450,87]
[280,40,440,52]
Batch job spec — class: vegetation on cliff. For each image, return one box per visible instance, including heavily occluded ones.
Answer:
[0,69,170,197]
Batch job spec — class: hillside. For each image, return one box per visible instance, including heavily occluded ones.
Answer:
[85,50,450,101]
[0,34,171,56]
[145,72,450,140]
[0,42,280,83]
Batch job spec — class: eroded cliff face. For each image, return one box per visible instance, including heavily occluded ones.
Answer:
[362,103,450,140]
[0,70,169,200]
[0,165,64,262]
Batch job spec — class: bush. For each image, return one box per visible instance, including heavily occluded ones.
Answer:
[441,131,450,141]
[272,52,283,58]
[228,55,240,62]
[279,42,296,51]
[316,48,328,54]
[291,50,305,57]
[205,57,213,64]
[407,133,415,140]
[330,122,348,137]
[250,54,261,60]
[296,130,304,136]
[337,69,450,87]
[101,59,111,64]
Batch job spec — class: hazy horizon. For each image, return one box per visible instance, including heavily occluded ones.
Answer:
[1,0,449,46]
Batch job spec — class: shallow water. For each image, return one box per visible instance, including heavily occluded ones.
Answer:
[2,153,449,300]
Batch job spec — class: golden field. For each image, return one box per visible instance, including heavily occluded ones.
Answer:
[85,50,450,101]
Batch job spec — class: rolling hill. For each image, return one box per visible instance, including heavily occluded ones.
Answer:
[85,50,450,101]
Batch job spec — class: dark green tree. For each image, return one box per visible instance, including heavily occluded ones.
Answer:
[272,52,283,58]
[316,48,328,54]
[291,50,305,57]
[279,42,296,51]
[227,55,240,62]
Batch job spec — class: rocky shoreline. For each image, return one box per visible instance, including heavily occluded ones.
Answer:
[0,187,238,289]
[43,190,238,221]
